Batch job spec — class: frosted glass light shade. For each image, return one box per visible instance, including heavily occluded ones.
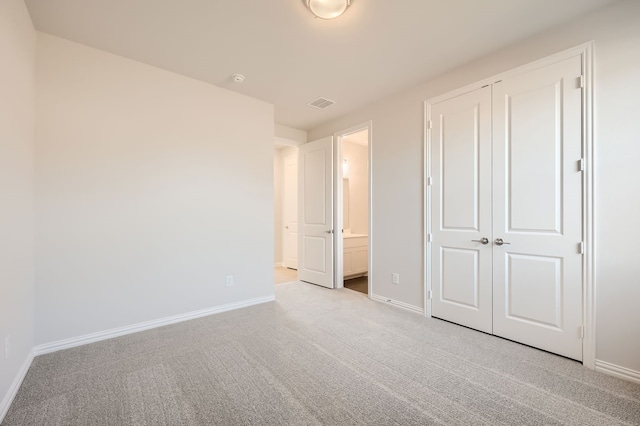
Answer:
[306,0,350,20]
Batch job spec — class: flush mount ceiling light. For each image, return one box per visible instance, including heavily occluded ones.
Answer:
[306,0,351,20]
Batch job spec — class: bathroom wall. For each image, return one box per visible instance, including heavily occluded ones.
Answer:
[343,141,368,235]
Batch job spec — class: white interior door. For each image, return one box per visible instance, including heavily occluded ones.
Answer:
[430,86,493,333]
[492,56,583,361]
[283,153,298,269]
[298,137,334,288]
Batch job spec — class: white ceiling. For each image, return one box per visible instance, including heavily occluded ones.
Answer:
[25,0,617,131]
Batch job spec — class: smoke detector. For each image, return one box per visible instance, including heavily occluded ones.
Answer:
[231,74,245,83]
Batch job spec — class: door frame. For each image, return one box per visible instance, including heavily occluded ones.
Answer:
[334,121,373,295]
[424,42,595,368]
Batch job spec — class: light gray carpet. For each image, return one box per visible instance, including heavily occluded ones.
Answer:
[4,281,640,425]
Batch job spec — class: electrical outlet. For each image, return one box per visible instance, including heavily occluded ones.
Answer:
[392,273,400,285]
[226,275,234,287]
[4,335,10,359]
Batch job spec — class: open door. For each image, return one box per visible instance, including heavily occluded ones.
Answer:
[298,137,334,288]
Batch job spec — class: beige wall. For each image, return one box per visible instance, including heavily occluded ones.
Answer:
[35,34,275,345]
[309,0,640,374]
[343,141,368,235]
[0,0,36,417]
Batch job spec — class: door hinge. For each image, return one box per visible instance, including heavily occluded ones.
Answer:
[578,158,585,172]
[426,176,432,186]
[579,326,584,339]
[579,242,584,254]
[578,75,584,89]
[427,290,433,300]
[427,233,432,242]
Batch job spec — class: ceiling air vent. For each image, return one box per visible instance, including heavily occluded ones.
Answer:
[307,97,336,109]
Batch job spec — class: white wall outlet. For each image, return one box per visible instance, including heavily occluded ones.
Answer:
[392,273,400,285]
[226,275,234,287]
[4,335,10,359]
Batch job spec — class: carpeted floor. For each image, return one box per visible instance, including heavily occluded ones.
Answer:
[4,281,640,425]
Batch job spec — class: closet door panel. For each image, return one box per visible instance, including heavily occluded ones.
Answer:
[492,56,584,361]
[430,86,493,333]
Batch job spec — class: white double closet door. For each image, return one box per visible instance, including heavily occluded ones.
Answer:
[430,56,584,361]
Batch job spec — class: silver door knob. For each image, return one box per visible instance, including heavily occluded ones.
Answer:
[495,238,511,246]
[325,230,334,234]
[471,237,489,245]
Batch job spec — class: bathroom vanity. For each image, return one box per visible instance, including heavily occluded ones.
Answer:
[343,234,368,279]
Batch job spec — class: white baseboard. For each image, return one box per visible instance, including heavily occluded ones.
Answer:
[371,293,425,315]
[594,360,640,384]
[274,262,285,268]
[34,295,275,356]
[0,349,34,424]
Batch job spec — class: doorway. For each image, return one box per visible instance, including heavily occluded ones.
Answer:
[295,121,373,294]
[340,128,370,295]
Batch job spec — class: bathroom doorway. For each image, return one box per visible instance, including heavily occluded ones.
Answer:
[336,123,371,296]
